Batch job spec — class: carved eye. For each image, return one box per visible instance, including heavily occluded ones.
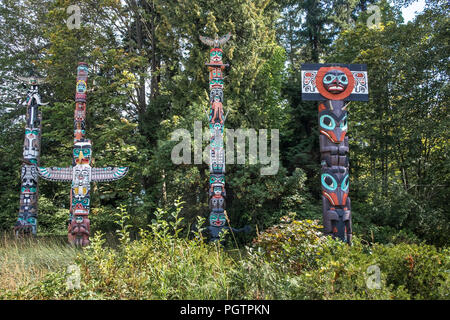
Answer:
[340,115,348,131]
[342,174,349,191]
[339,75,348,84]
[320,115,336,130]
[321,173,337,191]
[217,51,222,57]
[323,75,336,84]
[73,148,80,155]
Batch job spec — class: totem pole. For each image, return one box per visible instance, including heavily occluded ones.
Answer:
[15,76,48,236]
[301,64,369,244]
[37,62,128,246]
[199,33,248,242]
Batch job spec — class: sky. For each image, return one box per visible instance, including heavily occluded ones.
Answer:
[401,0,426,22]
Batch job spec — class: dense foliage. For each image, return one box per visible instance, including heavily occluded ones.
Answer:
[1,207,448,299]
[0,0,449,248]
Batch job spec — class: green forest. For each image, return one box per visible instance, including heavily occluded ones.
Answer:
[0,0,449,300]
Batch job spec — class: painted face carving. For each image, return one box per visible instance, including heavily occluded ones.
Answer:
[23,128,40,158]
[210,174,225,185]
[210,48,223,63]
[210,89,223,102]
[318,101,348,144]
[209,210,226,227]
[76,80,87,94]
[321,170,349,207]
[73,201,89,215]
[322,69,349,94]
[72,167,91,199]
[319,111,348,143]
[77,64,89,76]
[73,141,92,165]
[214,186,223,195]
[210,78,224,90]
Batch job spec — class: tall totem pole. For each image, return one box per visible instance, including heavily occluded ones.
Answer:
[301,64,369,244]
[15,76,48,236]
[37,62,128,246]
[199,33,233,241]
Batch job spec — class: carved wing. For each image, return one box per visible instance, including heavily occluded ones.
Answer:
[218,32,232,45]
[17,77,46,85]
[91,167,128,182]
[37,167,73,182]
[199,35,215,46]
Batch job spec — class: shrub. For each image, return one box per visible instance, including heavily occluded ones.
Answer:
[2,209,448,300]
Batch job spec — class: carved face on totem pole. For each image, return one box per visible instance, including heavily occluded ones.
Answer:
[209,209,226,227]
[321,167,350,209]
[210,78,224,90]
[23,128,40,158]
[321,166,351,240]
[209,174,226,205]
[73,140,92,165]
[20,190,37,205]
[314,66,356,101]
[318,102,348,144]
[72,167,91,198]
[16,211,37,232]
[322,70,349,94]
[210,89,223,102]
[210,48,223,64]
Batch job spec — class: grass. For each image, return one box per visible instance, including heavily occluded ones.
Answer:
[0,233,79,292]
[0,210,448,300]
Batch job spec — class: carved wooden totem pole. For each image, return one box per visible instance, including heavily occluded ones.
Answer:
[37,62,128,246]
[199,33,232,241]
[15,76,48,236]
[301,64,369,244]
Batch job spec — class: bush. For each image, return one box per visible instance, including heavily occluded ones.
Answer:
[2,209,448,300]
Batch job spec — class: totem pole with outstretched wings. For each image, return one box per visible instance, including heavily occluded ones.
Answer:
[37,62,128,246]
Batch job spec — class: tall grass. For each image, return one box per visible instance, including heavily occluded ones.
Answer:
[0,233,78,292]
[1,205,448,300]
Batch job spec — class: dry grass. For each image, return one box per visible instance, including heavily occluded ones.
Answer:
[0,233,79,292]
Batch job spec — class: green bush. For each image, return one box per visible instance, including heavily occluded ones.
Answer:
[2,209,448,300]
